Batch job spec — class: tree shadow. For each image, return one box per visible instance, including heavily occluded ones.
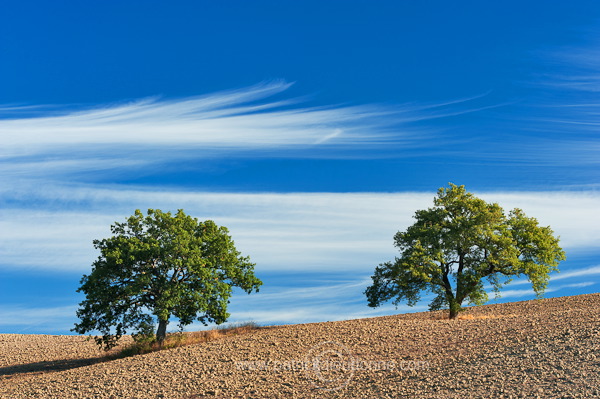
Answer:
[0,356,110,379]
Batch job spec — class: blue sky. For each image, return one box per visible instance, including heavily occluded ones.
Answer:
[1,1,599,334]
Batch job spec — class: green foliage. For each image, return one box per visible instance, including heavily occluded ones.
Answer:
[365,184,566,319]
[73,209,262,350]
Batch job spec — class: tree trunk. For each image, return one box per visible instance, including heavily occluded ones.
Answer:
[449,307,459,319]
[448,300,462,319]
[156,318,168,346]
[442,268,461,319]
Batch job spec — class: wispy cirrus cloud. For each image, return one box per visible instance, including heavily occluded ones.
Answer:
[493,282,596,300]
[0,81,492,181]
[503,265,600,289]
[4,78,595,183]
[455,34,600,170]
[514,36,600,164]
[550,264,600,281]
[537,40,600,92]
[0,304,78,333]
[1,184,599,273]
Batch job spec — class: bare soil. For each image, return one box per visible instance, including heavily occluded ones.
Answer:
[1,293,599,398]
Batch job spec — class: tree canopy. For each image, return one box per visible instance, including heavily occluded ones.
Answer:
[73,209,262,349]
[365,184,566,319]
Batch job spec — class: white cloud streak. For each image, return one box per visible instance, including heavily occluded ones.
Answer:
[540,43,600,92]
[199,277,428,327]
[494,282,596,300]
[0,81,479,179]
[0,305,78,333]
[1,185,599,274]
[551,264,600,281]
[490,265,600,289]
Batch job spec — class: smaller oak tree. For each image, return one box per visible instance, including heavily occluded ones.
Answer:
[365,184,566,319]
[73,209,262,350]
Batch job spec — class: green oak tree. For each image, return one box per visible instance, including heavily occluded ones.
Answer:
[365,184,566,319]
[73,209,262,349]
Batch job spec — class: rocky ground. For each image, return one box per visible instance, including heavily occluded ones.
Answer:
[1,293,599,398]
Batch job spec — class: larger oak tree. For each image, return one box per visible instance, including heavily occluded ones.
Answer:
[365,184,565,319]
[73,209,262,350]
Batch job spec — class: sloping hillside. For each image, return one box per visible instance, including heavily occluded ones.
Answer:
[1,293,599,398]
